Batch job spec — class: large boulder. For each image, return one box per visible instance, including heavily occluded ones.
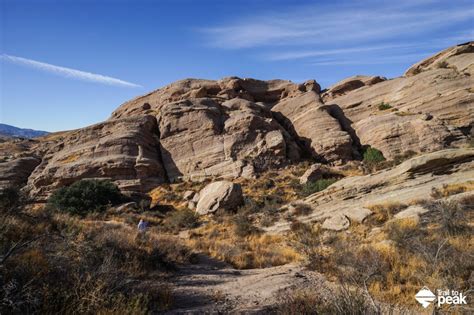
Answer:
[299,163,334,185]
[195,181,243,215]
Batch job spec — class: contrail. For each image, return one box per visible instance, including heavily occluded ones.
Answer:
[1,54,142,88]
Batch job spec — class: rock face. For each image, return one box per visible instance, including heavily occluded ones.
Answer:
[196,181,243,215]
[0,156,41,189]
[25,116,166,201]
[272,91,355,162]
[157,97,297,182]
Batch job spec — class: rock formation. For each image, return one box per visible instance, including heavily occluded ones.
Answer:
[0,42,472,201]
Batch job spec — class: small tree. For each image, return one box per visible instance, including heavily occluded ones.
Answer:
[48,179,123,216]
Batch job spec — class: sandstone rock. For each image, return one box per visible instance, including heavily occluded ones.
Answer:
[183,190,195,201]
[272,91,354,162]
[25,115,166,201]
[188,201,197,210]
[266,148,474,234]
[344,207,373,223]
[196,181,243,215]
[0,156,41,189]
[115,201,138,212]
[299,163,334,185]
[405,41,474,77]
[394,205,429,220]
[158,97,297,182]
[322,214,350,231]
[111,77,304,119]
[322,75,386,100]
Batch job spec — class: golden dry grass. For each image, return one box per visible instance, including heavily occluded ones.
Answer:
[187,220,301,269]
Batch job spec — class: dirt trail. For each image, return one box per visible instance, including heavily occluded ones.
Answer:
[165,254,328,314]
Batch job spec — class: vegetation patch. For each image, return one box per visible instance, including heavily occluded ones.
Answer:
[47,179,123,216]
[301,178,337,196]
[377,102,392,110]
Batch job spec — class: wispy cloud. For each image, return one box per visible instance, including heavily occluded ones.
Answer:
[1,54,142,88]
[310,53,433,66]
[200,0,474,62]
[267,44,420,61]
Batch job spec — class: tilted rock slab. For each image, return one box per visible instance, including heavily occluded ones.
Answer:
[266,148,474,233]
[196,180,243,215]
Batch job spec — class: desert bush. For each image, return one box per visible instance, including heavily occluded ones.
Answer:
[434,200,469,235]
[166,209,199,230]
[47,179,123,216]
[275,286,375,315]
[233,214,259,237]
[301,178,337,196]
[362,147,385,166]
[0,212,188,314]
[377,102,392,110]
[0,187,20,212]
[385,218,420,246]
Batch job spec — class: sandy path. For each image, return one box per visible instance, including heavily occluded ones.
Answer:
[165,254,327,314]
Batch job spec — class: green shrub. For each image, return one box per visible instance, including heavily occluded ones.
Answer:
[301,178,337,196]
[378,102,392,110]
[47,179,123,216]
[363,147,385,165]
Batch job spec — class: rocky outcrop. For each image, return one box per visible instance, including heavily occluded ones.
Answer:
[405,41,474,77]
[157,97,299,182]
[0,43,471,203]
[266,148,474,233]
[0,156,41,189]
[322,75,386,101]
[195,181,243,215]
[110,77,311,119]
[323,42,473,159]
[25,115,166,201]
[272,91,355,162]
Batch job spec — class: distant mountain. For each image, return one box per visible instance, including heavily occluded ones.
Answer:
[0,123,49,138]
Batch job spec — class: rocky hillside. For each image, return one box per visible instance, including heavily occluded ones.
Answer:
[0,42,472,201]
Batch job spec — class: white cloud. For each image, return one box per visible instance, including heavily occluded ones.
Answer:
[1,54,142,88]
[200,0,474,57]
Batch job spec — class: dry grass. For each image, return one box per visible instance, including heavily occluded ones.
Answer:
[187,220,301,269]
[58,153,81,164]
[366,202,407,224]
[430,181,474,199]
[0,206,192,314]
[291,197,473,310]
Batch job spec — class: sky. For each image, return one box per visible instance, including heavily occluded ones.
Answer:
[0,0,473,132]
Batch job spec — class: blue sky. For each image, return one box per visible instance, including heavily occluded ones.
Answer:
[1,0,473,132]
